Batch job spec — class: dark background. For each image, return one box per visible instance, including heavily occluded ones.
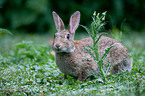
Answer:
[0,0,145,33]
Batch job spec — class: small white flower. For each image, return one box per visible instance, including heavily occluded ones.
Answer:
[96,13,100,19]
[102,16,105,21]
[93,11,96,16]
[102,11,107,15]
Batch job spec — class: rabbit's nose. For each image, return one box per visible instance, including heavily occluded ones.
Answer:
[55,44,61,49]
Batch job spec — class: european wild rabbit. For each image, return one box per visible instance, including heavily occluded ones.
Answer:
[52,11,132,81]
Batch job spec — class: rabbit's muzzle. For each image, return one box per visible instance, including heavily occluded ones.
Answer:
[53,44,62,51]
[54,44,61,50]
[53,42,75,53]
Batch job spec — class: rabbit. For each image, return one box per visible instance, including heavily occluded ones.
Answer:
[52,11,132,81]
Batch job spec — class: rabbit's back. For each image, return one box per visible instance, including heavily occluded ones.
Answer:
[81,36,131,74]
[98,36,131,73]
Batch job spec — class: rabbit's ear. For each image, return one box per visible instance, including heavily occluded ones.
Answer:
[52,11,65,32]
[68,11,80,39]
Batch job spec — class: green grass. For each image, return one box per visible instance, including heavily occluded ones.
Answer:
[0,32,145,96]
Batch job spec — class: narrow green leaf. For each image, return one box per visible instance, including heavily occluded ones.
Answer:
[80,25,93,38]
[0,28,13,35]
[84,47,97,61]
[94,33,104,46]
[101,46,114,60]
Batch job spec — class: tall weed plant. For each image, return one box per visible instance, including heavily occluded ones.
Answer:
[81,11,112,82]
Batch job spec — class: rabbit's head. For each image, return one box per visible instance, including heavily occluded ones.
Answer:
[52,11,80,53]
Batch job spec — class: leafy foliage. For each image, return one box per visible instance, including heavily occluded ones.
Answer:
[0,32,145,95]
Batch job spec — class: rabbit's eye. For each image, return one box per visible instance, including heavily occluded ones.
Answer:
[66,34,70,39]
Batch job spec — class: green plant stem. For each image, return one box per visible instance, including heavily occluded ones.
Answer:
[82,11,110,82]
